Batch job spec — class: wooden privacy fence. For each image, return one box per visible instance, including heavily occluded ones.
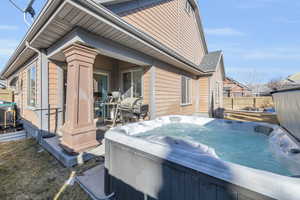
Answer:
[224,96,274,110]
[0,89,13,102]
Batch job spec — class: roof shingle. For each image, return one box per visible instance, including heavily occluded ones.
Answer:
[198,51,222,72]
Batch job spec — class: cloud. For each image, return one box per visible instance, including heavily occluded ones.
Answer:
[0,25,18,31]
[236,0,280,9]
[274,17,300,24]
[210,43,300,61]
[205,28,245,36]
[242,48,300,60]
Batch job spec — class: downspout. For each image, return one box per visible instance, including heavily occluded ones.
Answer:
[25,41,44,136]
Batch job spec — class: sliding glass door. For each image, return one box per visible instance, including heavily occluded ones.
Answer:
[93,72,109,118]
[121,69,143,98]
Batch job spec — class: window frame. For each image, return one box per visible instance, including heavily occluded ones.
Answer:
[185,0,193,15]
[181,76,192,106]
[120,67,144,98]
[27,65,37,108]
[93,69,111,93]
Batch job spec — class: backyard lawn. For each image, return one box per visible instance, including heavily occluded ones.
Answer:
[0,138,101,200]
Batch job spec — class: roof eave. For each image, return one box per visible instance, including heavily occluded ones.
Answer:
[2,0,207,79]
[0,0,63,79]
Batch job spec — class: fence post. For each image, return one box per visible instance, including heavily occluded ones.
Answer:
[231,98,234,110]
[253,98,256,109]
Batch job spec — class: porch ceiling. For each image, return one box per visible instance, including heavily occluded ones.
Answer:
[2,0,207,78]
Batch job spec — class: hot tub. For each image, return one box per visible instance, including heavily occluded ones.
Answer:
[104,116,300,200]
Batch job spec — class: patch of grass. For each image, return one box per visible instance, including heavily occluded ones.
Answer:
[0,139,95,200]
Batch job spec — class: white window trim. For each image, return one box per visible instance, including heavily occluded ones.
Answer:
[94,69,111,92]
[120,67,144,98]
[27,65,37,109]
[181,76,192,106]
[185,0,193,15]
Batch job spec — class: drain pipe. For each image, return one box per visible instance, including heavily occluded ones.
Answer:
[25,41,44,141]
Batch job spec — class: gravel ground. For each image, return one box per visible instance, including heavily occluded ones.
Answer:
[0,138,103,200]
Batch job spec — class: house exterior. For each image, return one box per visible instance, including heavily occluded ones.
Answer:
[223,77,251,97]
[1,0,225,153]
[286,72,300,84]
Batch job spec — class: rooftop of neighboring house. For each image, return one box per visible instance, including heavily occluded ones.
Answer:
[224,77,251,91]
[286,72,300,84]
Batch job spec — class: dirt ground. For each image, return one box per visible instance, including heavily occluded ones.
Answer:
[0,138,102,200]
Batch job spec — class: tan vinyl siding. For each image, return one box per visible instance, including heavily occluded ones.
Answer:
[93,55,150,104]
[210,62,224,111]
[18,58,40,127]
[48,61,58,132]
[199,76,209,113]
[120,0,205,65]
[94,54,117,90]
[154,63,197,116]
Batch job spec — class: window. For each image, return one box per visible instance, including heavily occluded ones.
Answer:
[185,0,192,14]
[27,66,36,107]
[121,69,143,98]
[181,76,191,105]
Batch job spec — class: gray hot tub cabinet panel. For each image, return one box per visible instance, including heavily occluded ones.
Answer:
[105,139,274,200]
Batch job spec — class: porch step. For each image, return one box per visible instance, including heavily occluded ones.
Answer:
[76,164,114,200]
[40,136,105,167]
[0,130,27,143]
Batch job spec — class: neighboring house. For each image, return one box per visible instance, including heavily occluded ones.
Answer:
[223,77,251,97]
[286,72,300,84]
[0,80,14,102]
[1,0,225,153]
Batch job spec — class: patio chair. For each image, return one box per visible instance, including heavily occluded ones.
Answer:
[116,97,149,125]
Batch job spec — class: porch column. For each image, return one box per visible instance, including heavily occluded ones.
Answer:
[60,44,99,153]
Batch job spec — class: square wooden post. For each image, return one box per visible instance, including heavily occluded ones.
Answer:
[60,44,99,153]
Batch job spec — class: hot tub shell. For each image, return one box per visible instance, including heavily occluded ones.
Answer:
[105,116,300,200]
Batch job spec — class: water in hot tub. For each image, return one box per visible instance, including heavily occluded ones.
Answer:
[135,121,300,176]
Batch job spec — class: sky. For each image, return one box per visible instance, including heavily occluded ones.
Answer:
[0,0,299,84]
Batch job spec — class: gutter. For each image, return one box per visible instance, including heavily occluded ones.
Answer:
[0,0,62,79]
[2,0,210,79]
[25,41,44,133]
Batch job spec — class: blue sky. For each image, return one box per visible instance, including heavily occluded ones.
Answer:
[0,0,299,84]
[200,0,300,84]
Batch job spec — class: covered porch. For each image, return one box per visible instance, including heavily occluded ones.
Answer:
[49,39,151,153]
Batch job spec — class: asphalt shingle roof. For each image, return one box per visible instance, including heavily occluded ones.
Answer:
[198,51,222,72]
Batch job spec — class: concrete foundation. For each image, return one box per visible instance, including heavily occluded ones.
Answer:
[41,136,105,167]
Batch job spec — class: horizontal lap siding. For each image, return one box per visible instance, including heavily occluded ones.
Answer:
[210,63,224,111]
[94,54,116,90]
[19,59,40,127]
[155,65,196,116]
[199,77,209,113]
[120,0,179,53]
[120,0,205,65]
[178,0,204,65]
[94,55,150,105]
[48,62,58,132]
